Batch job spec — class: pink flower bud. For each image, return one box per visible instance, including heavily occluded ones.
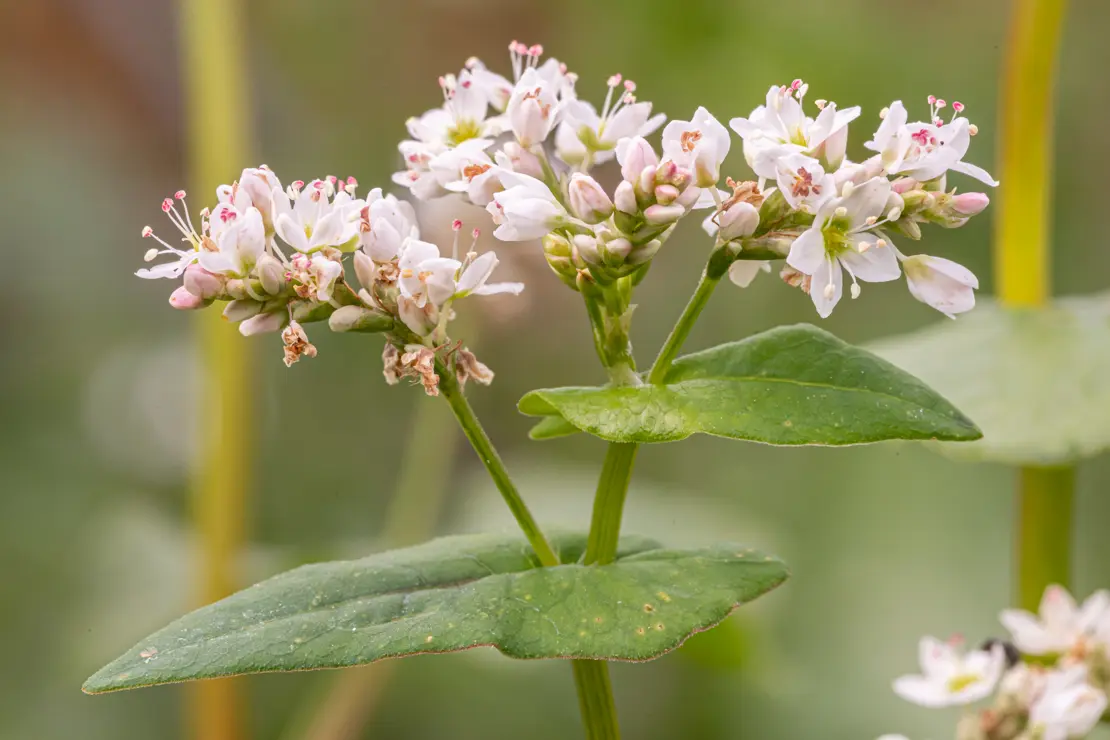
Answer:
[950,192,990,216]
[654,184,680,205]
[891,177,921,195]
[568,174,614,224]
[717,201,760,241]
[613,180,638,214]
[618,136,658,184]
[168,286,207,310]
[239,311,286,336]
[353,250,376,290]
[643,203,686,225]
[183,264,226,299]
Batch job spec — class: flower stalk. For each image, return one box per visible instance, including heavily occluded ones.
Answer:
[437,362,560,568]
[996,0,1072,611]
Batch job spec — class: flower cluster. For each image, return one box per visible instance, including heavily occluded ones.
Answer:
[137,166,516,387]
[135,43,998,389]
[881,585,1110,740]
[391,51,994,319]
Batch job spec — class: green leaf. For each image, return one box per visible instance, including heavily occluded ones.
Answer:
[528,415,582,441]
[84,532,787,693]
[869,294,1110,465]
[519,324,980,445]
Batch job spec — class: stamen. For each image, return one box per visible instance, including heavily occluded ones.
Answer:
[850,282,861,299]
[144,248,159,262]
[879,107,889,119]
[968,124,979,136]
[834,207,848,218]
[875,238,888,248]
[174,190,187,200]
[814,99,827,110]
[142,226,154,238]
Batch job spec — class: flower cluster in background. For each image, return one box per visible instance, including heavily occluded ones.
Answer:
[134,40,997,383]
[880,585,1110,740]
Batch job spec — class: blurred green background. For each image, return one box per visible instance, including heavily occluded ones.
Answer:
[4,0,1110,737]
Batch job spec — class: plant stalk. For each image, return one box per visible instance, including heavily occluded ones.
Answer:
[996,0,1072,607]
[1016,467,1075,611]
[438,366,560,568]
[648,269,721,384]
[571,660,621,740]
[179,0,251,736]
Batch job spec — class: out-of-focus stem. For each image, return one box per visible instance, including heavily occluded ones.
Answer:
[996,0,1072,608]
[1016,467,1075,611]
[996,0,1067,307]
[178,0,251,736]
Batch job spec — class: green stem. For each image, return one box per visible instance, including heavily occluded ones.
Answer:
[438,367,560,568]
[583,443,639,565]
[648,266,724,384]
[571,660,621,740]
[1016,467,1075,611]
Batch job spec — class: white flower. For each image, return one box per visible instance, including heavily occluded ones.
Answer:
[198,206,266,277]
[661,106,730,187]
[393,140,448,201]
[397,234,523,314]
[1028,666,1108,740]
[555,75,664,165]
[892,636,1005,708]
[455,251,524,298]
[358,189,420,262]
[727,260,771,288]
[899,254,978,318]
[786,177,902,317]
[136,192,204,279]
[729,81,861,178]
[398,238,460,309]
[864,98,998,186]
[774,152,834,212]
[1000,584,1110,656]
[428,138,502,206]
[273,179,364,253]
[486,171,575,241]
[464,57,514,112]
[507,67,561,148]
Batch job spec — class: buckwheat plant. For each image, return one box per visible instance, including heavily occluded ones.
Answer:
[87,42,1001,737]
[880,584,1110,740]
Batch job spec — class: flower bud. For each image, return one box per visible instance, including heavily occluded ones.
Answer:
[626,238,663,266]
[613,180,638,215]
[543,233,580,287]
[899,189,935,212]
[601,237,633,265]
[717,201,760,241]
[353,250,376,290]
[572,234,602,266]
[654,184,680,205]
[643,203,685,225]
[891,177,921,195]
[619,136,658,183]
[256,254,286,295]
[169,286,209,310]
[239,311,286,336]
[223,299,263,322]
[328,305,393,333]
[950,192,990,216]
[183,264,225,300]
[291,300,335,323]
[568,174,615,224]
[501,142,545,180]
